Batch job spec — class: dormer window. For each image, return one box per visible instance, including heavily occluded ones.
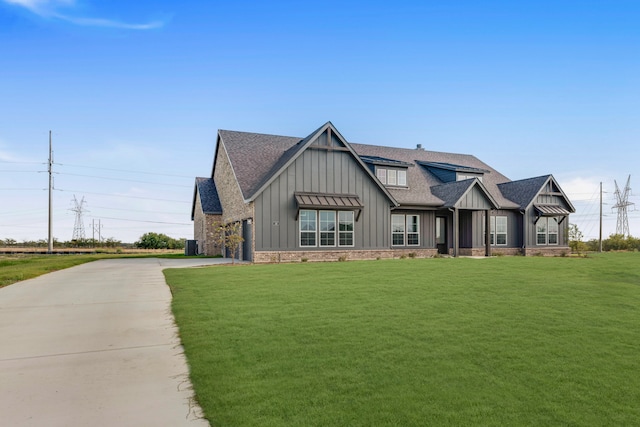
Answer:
[375,167,407,187]
[417,161,489,184]
[360,155,412,188]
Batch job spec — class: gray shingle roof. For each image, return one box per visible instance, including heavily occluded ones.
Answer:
[497,175,551,209]
[430,179,477,207]
[215,126,544,210]
[193,177,222,218]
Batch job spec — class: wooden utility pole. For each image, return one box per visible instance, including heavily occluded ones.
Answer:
[48,131,53,253]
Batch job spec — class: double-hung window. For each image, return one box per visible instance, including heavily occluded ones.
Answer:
[485,215,507,246]
[300,210,354,247]
[319,211,336,247]
[536,217,558,245]
[338,211,354,246]
[392,214,420,246]
[300,210,317,247]
[376,168,387,184]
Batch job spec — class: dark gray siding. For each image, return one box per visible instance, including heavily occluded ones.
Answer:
[470,210,522,248]
[429,168,456,183]
[390,209,436,248]
[459,186,493,210]
[254,148,392,251]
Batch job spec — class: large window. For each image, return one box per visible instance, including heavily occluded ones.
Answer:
[338,211,354,246]
[300,210,317,247]
[392,214,420,246]
[485,215,507,246]
[537,217,558,245]
[300,209,354,247]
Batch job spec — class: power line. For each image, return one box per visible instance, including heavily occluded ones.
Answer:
[95,216,191,225]
[54,188,190,203]
[56,172,192,188]
[57,162,194,179]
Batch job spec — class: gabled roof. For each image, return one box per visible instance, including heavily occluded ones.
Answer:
[217,122,398,206]
[191,177,222,220]
[498,175,575,212]
[430,178,499,209]
[350,143,519,209]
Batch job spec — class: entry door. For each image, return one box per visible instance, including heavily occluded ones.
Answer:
[436,216,447,254]
[242,220,253,262]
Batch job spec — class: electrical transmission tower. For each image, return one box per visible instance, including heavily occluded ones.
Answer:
[70,195,88,241]
[612,175,634,237]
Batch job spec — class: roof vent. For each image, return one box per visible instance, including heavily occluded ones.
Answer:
[416,144,424,150]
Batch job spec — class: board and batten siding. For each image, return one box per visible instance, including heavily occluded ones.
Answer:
[253,148,392,251]
[469,210,522,248]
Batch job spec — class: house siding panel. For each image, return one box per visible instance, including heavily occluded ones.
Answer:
[254,148,391,251]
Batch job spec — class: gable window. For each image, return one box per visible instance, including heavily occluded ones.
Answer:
[338,211,354,246]
[300,210,355,248]
[484,215,507,246]
[300,210,317,247]
[537,217,558,245]
[376,168,387,184]
[392,214,420,246]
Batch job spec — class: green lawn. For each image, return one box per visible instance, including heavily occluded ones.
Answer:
[165,253,640,426]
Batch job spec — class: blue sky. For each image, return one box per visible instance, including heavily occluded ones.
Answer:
[1,0,638,243]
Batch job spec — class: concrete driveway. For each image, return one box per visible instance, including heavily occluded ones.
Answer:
[0,257,233,427]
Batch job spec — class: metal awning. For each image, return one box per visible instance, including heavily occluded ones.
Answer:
[294,192,363,220]
[534,204,571,224]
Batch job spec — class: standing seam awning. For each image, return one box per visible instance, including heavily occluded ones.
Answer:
[534,204,571,223]
[294,192,363,220]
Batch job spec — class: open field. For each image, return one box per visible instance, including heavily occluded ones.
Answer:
[0,251,183,288]
[165,253,640,426]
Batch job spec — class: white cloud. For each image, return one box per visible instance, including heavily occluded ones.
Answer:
[2,0,165,30]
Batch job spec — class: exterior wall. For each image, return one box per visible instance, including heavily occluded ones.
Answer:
[523,207,571,250]
[253,147,392,252]
[470,210,523,249]
[254,248,438,263]
[192,190,222,256]
[390,209,436,249]
[214,142,255,224]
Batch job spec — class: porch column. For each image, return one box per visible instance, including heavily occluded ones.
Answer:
[453,208,459,257]
[485,210,492,257]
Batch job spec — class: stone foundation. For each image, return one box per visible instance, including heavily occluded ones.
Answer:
[523,247,570,257]
[254,248,438,263]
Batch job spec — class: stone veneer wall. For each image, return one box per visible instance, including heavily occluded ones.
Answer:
[254,248,438,263]
[214,142,254,224]
[523,247,570,257]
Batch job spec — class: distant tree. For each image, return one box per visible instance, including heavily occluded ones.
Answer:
[135,232,185,250]
[210,221,244,264]
[4,238,17,247]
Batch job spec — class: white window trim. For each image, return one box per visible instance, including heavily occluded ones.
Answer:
[319,210,336,248]
[537,217,559,246]
[484,215,507,246]
[299,209,317,247]
[338,211,355,247]
[376,168,387,185]
[392,214,420,247]
[300,210,356,248]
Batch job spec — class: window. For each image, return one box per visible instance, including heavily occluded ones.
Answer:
[338,211,354,246]
[376,167,408,187]
[537,217,558,245]
[485,215,507,246]
[300,210,317,247]
[300,210,354,247]
[392,214,420,246]
[319,211,336,247]
[407,215,420,245]
[392,215,405,246]
[548,218,558,245]
[397,170,407,186]
[387,169,397,186]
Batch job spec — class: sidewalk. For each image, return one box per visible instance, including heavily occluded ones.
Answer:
[0,258,231,427]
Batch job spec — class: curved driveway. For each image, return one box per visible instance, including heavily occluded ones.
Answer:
[0,257,232,427]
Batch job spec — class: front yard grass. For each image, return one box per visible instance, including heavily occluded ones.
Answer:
[165,253,640,426]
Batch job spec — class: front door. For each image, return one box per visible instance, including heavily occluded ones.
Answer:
[436,216,447,254]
